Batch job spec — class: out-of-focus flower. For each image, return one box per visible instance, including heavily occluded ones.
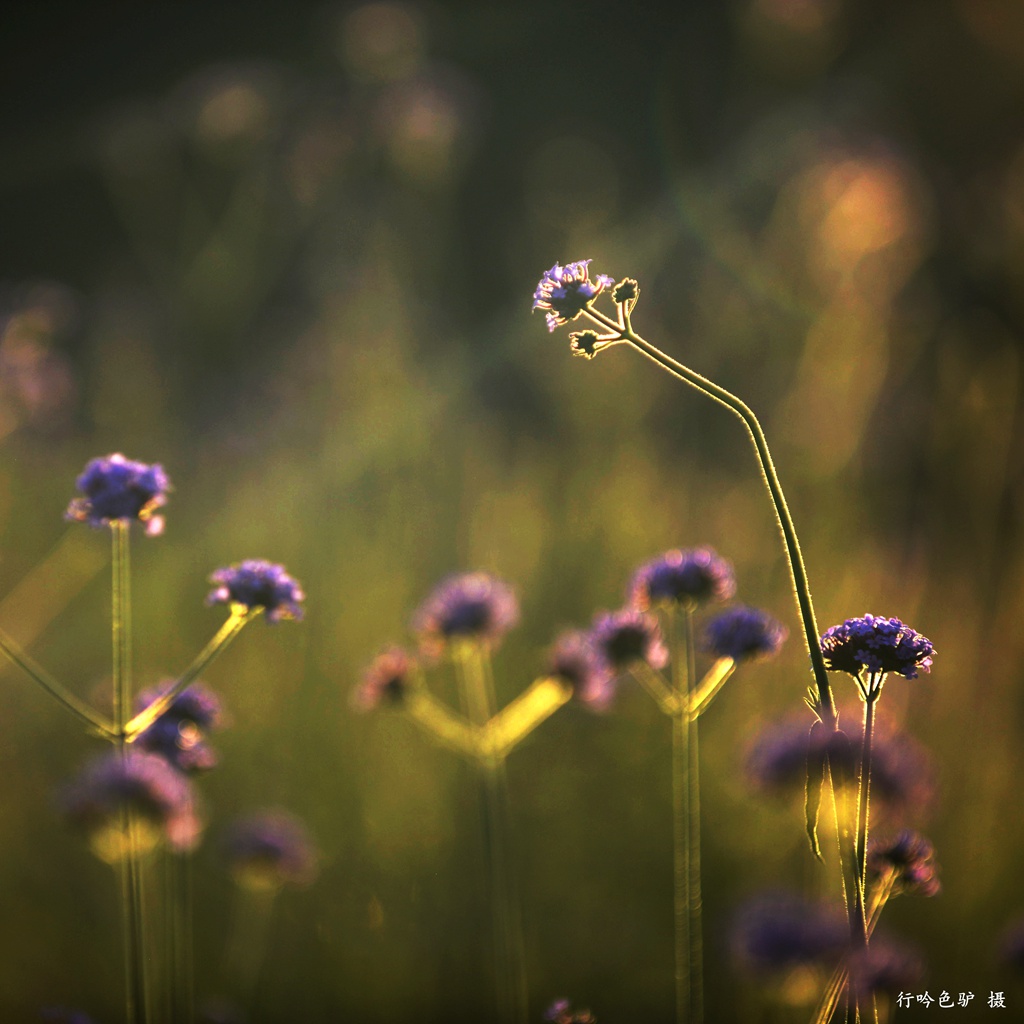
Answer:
[65,453,170,536]
[731,892,847,973]
[628,547,736,610]
[39,1008,96,1024]
[589,609,668,672]
[134,682,224,774]
[412,572,519,655]
[704,605,788,662]
[867,830,941,898]
[62,750,202,861]
[222,809,319,891]
[207,560,305,623]
[746,716,935,815]
[353,646,416,710]
[999,917,1024,974]
[546,630,613,709]
[544,998,596,1023]
[820,615,934,680]
[847,938,924,997]
[532,260,613,332]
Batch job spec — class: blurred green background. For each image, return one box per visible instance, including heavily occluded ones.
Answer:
[1,1,1023,1020]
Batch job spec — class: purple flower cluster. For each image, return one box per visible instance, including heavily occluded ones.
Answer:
[746,716,934,815]
[629,547,735,610]
[847,939,924,997]
[703,605,788,662]
[867,830,941,897]
[134,682,224,774]
[589,608,668,672]
[207,560,305,623]
[546,630,614,709]
[222,809,319,890]
[65,453,170,536]
[354,647,416,710]
[730,892,847,973]
[544,999,595,1023]
[412,572,519,655]
[62,749,202,858]
[532,260,613,332]
[820,614,934,680]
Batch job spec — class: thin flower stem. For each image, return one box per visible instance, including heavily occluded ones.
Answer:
[854,692,879,950]
[583,306,836,731]
[0,626,115,737]
[112,522,149,1024]
[668,607,691,1024]
[125,608,254,740]
[456,646,528,1024]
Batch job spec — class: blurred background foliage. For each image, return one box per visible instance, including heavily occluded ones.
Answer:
[1,1,1022,1020]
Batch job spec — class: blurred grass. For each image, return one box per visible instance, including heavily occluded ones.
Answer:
[1,2,1024,1021]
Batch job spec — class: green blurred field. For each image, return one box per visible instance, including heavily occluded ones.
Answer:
[1,3,1023,1021]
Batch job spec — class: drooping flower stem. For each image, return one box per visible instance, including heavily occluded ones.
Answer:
[582,306,836,732]
[112,521,149,1024]
[455,644,528,1024]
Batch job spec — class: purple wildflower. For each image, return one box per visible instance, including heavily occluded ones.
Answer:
[353,646,416,710]
[730,892,847,973]
[867,830,941,897]
[847,939,924,997]
[222,809,319,890]
[62,749,202,860]
[65,453,169,536]
[134,681,224,774]
[412,572,519,655]
[820,614,934,680]
[544,999,596,1023]
[207,560,305,623]
[704,605,787,662]
[532,260,613,332]
[589,608,668,672]
[999,918,1024,974]
[746,715,935,816]
[546,630,614,709]
[629,547,736,610]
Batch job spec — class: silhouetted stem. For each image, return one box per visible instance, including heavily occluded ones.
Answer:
[583,306,836,732]
[112,522,149,1024]
[456,646,528,1024]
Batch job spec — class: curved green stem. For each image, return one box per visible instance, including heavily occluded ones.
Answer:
[583,306,836,732]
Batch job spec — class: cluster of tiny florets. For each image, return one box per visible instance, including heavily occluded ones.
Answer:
[222,809,319,890]
[730,892,847,974]
[207,560,305,623]
[412,571,519,655]
[629,547,736,610]
[354,647,417,710]
[867,830,941,897]
[134,682,224,774]
[65,453,170,536]
[704,605,788,663]
[820,614,934,680]
[589,608,668,672]
[547,630,614,709]
[532,260,613,332]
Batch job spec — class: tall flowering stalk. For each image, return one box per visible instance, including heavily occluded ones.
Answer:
[1,453,304,1024]
[590,551,786,1024]
[533,265,935,1022]
[356,572,574,1024]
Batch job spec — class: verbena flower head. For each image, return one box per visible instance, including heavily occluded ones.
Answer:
[62,750,202,861]
[547,630,614,709]
[628,547,736,610]
[134,681,224,774]
[746,716,935,815]
[222,808,319,891]
[867,830,941,897]
[589,608,668,672]
[354,646,416,710]
[730,892,847,974]
[532,260,613,332]
[820,614,934,679]
[704,605,787,662]
[847,939,924,997]
[65,453,170,536]
[207,559,305,623]
[413,571,519,655]
[544,999,596,1024]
